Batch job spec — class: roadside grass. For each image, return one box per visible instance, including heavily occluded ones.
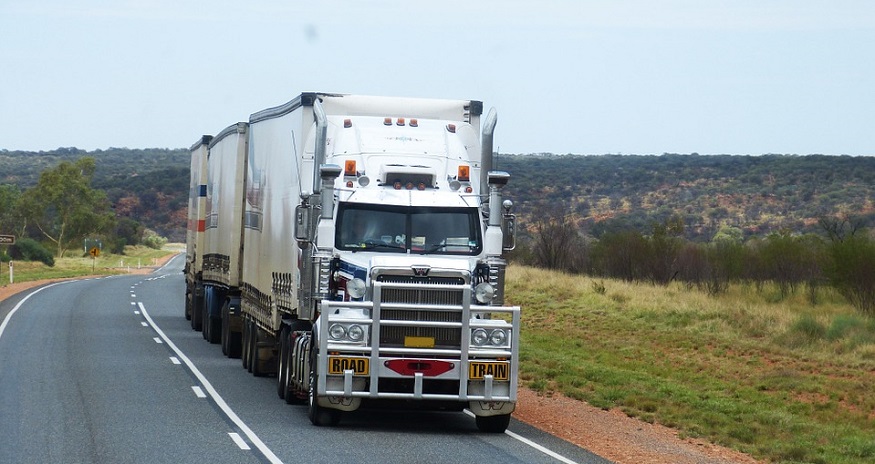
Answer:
[1,245,179,285]
[507,265,875,464]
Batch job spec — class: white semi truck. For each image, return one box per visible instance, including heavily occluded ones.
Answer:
[185,92,519,432]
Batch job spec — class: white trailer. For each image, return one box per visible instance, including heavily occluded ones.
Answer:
[199,122,248,354]
[185,136,210,329]
[187,92,519,432]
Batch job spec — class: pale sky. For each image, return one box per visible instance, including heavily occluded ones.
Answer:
[1,1,874,155]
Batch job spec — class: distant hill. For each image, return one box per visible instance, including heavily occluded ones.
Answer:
[0,147,190,242]
[2,148,873,243]
[495,153,875,241]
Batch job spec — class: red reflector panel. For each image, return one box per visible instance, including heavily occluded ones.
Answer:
[385,359,454,377]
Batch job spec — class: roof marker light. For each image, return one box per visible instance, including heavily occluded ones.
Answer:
[393,181,402,190]
[384,117,392,126]
[458,165,470,182]
[446,124,456,133]
[418,182,426,190]
[346,181,354,188]
[396,118,405,126]
[410,119,418,127]
[344,119,352,128]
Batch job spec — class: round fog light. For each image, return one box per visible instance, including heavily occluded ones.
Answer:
[347,324,365,342]
[489,329,507,346]
[347,278,366,299]
[328,323,346,340]
[472,328,488,346]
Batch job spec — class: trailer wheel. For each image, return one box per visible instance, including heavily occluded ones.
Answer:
[221,302,230,356]
[475,414,511,433]
[251,323,267,377]
[222,301,241,358]
[241,318,251,371]
[190,286,203,331]
[184,288,192,320]
[206,313,221,344]
[308,339,340,426]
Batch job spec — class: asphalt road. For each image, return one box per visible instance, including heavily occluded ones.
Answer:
[0,256,612,464]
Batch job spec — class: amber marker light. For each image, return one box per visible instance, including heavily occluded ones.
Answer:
[344,160,357,177]
[458,165,470,182]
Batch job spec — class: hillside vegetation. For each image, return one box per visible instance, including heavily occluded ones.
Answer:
[497,153,875,240]
[509,265,875,464]
[0,147,189,242]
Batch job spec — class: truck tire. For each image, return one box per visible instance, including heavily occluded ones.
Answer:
[276,326,289,399]
[222,301,241,358]
[242,318,251,371]
[190,288,203,331]
[475,414,511,433]
[251,322,267,377]
[184,288,192,321]
[308,338,340,426]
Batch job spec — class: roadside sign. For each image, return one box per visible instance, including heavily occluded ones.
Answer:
[0,235,14,245]
[89,247,101,258]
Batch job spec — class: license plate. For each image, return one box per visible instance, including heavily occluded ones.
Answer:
[328,356,369,376]
[404,336,435,348]
[469,362,509,380]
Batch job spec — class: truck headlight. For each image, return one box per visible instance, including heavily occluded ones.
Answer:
[329,323,347,340]
[474,282,495,304]
[472,328,488,346]
[328,322,368,344]
[489,329,508,346]
[347,278,366,299]
[347,324,365,342]
[470,328,511,349]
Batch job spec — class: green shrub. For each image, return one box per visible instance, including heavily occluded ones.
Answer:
[9,238,55,266]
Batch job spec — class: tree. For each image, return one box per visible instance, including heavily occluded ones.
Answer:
[0,184,21,234]
[17,157,115,257]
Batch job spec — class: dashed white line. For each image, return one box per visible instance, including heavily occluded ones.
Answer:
[141,322,148,327]
[229,433,251,450]
[138,302,282,464]
[153,337,163,344]
[192,386,207,398]
[170,357,181,365]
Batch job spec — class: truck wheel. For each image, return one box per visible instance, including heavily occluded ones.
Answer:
[221,302,230,356]
[308,368,340,426]
[277,327,289,399]
[191,290,203,331]
[308,337,340,426]
[206,313,221,344]
[251,323,266,377]
[241,318,251,371]
[184,289,192,320]
[475,414,511,433]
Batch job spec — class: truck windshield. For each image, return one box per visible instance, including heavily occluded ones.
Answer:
[336,204,483,255]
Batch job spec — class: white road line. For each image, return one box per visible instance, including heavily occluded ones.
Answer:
[138,302,282,464]
[134,311,140,315]
[229,433,251,450]
[131,302,136,305]
[0,282,66,340]
[170,357,181,365]
[141,322,149,327]
[153,337,163,344]
[131,294,136,298]
[463,410,579,464]
[192,386,207,398]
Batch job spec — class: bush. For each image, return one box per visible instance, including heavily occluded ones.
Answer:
[142,229,167,250]
[825,235,875,316]
[9,238,55,266]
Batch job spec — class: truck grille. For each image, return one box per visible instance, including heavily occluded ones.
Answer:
[376,275,466,350]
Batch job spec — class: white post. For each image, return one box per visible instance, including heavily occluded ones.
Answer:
[9,261,13,284]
